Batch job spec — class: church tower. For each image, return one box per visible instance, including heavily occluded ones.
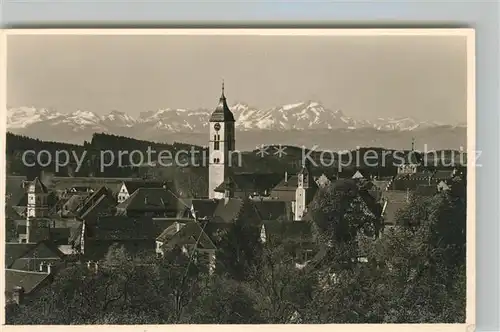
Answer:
[208,82,236,199]
[25,177,50,243]
[295,161,314,220]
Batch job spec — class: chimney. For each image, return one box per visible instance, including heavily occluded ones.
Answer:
[39,262,45,272]
[12,286,24,305]
[47,263,52,274]
[285,171,288,183]
[176,222,181,232]
[144,195,148,205]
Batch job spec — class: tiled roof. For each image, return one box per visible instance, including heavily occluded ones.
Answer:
[5,242,65,268]
[15,218,82,229]
[79,194,116,220]
[212,198,245,223]
[252,200,293,221]
[191,199,218,220]
[10,258,61,271]
[69,224,84,245]
[61,194,88,213]
[5,269,51,294]
[214,173,282,194]
[382,190,409,203]
[5,243,37,267]
[272,175,299,191]
[87,216,167,241]
[77,186,113,213]
[122,180,166,194]
[382,200,408,226]
[381,190,410,225]
[51,177,143,193]
[157,221,216,250]
[209,93,235,122]
[15,225,72,243]
[116,188,178,212]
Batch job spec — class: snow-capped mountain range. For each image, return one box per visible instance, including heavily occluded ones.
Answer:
[6,101,467,150]
[7,101,457,133]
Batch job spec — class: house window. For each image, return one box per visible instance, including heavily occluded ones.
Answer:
[214,134,220,150]
[213,158,220,164]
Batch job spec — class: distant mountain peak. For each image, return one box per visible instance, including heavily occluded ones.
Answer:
[7,101,460,141]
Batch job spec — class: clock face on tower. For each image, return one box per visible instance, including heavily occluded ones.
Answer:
[214,123,221,131]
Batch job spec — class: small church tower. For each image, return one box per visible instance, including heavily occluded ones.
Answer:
[208,82,236,199]
[295,161,314,220]
[25,177,50,243]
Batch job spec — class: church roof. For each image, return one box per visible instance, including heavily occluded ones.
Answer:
[209,83,235,122]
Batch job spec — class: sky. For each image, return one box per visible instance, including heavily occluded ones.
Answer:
[7,34,468,123]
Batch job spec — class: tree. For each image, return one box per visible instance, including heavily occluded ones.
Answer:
[181,275,263,324]
[251,244,316,323]
[307,180,380,269]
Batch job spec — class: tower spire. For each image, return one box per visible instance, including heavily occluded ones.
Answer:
[221,80,225,99]
[411,137,415,151]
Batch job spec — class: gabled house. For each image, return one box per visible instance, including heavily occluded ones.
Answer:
[115,188,184,218]
[116,180,167,204]
[72,216,173,260]
[156,221,217,273]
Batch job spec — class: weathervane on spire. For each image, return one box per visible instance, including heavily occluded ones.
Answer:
[411,137,415,151]
[221,79,225,97]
